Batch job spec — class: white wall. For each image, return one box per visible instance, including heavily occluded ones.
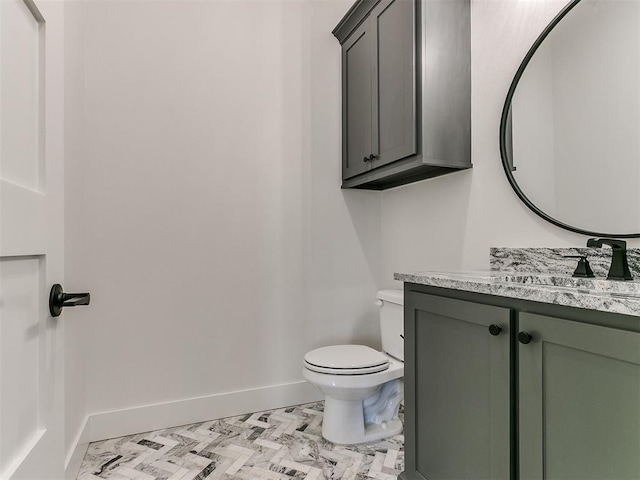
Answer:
[64,0,383,441]
[63,0,90,471]
[64,0,640,456]
[379,0,640,287]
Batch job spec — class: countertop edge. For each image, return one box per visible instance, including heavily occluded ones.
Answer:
[395,271,640,318]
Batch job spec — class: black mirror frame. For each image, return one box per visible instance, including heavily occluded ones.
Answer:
[499,0,640,238]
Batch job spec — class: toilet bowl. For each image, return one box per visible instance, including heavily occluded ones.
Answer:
[302,290,404,444]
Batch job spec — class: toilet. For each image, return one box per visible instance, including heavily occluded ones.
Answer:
[302,289,404,444]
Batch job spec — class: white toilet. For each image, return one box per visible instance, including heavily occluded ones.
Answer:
[302,289,404,444]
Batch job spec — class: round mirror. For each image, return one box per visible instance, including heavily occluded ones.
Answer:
[500,0,640,237]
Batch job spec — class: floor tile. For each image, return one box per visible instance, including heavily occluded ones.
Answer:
[77,402,404,480]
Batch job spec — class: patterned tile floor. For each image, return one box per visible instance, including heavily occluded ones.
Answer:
[77,402,404,480]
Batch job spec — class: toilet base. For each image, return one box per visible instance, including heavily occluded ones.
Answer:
[302,355,404,445]
[362,418,403,443]
[321,393,403,445]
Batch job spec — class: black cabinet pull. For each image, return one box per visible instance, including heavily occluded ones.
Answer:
[49,284,91,317]
[363,156,370,163]
[518,331,533,344]
[488,324,502,336]
[368,154,377,161]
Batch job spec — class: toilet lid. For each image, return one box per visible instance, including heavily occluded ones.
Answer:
[304,345,389,375]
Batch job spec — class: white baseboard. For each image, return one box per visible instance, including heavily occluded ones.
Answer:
[65,415,90,480]
[62,380,322,478]
[88,380,323,443]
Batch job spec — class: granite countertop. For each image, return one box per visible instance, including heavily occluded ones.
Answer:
[394,270,640,318]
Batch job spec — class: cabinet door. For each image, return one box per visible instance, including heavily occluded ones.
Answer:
[370,0,417,168]
[403,292,510,480]
[519,313,640,480]
[342,23,373,180]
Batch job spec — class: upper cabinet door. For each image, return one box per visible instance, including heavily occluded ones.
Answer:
[342,25,373,180]
[519,313,640,480]
[370,0,417,169]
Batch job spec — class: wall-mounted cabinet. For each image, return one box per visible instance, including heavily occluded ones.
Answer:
[333,0,471,190]
[401,284,640,480]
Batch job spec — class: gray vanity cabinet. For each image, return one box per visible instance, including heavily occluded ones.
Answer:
[518,313,640,480]
[402,285,640,480]
[402,292,511,480]
[333,0,471,190]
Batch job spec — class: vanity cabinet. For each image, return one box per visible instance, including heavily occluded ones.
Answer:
[333,0,471,190]
[401,285,640,480]
[403,293,510,480]
[519,313,640,480]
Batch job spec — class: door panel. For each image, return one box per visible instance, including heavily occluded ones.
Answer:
[371,0,416,168]
[519,313,640,480]
[0,0,64,477]
[404,293,510,480]
[1,182,46,256]
[416,310,493,477]
[0,0,42,191]
[0,257,43,474]
[342,27,372,179]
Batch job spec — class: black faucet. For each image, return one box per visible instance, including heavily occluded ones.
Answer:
[586,238,633,280]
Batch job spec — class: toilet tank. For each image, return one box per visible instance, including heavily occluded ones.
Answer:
[376,289,404,361]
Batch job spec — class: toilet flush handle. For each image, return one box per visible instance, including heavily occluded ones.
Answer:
[374,299,383,307]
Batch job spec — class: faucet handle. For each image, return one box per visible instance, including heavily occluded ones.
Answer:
[563,255,595,278]
[587,238,627,250]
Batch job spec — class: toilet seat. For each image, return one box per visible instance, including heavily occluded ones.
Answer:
[303,345,389,375]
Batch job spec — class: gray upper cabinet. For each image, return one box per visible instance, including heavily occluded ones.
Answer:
[519,313,640,480]
[333,0,471,190]
[341,0,415,180]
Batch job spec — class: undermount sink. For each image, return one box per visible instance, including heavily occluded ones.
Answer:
[499,274,640,298]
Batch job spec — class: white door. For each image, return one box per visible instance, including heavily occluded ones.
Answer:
[0,0,65,478]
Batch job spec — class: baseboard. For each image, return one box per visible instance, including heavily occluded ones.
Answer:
[88,380,323,443]
[65,415,90,480]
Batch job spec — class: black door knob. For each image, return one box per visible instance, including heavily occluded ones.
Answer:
[49,284,91,317]
[488,324,502,336]
[518,332,533,344]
